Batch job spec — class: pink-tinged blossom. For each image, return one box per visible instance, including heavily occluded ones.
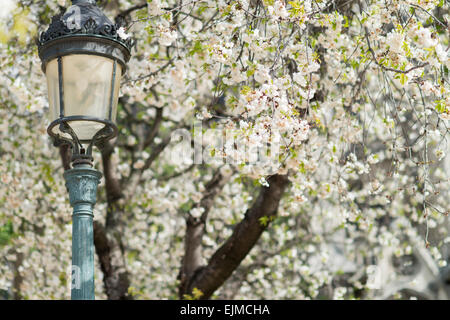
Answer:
[117,27,130,40]
[156,24,177,46]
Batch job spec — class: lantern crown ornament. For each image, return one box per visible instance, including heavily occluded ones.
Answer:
[38,0,133,166]
[38,0,134,61]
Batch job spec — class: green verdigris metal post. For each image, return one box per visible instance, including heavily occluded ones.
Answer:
[64,163,102,300]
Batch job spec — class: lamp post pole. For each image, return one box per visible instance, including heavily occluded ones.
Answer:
[37,0,132,300]
[64,164,101,300]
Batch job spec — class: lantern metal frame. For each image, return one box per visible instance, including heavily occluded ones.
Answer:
[37,0,133,165]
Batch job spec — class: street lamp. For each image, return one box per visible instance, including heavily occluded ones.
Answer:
[37,0,133,300]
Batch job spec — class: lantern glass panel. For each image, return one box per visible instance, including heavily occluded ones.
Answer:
[45,54,122,141]
[110,62,121,124]
[46,58,60,121]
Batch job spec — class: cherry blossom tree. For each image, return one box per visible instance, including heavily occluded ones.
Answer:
[0,0,449,300]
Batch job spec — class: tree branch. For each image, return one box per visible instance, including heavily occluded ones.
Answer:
[91,142,131,300]
[183,174,290,299]
[116,2,147,21]
[59,144,71,171]
[143,107,163,148]
[101,141,123,202]
[178,169,232,298]
[93,220,130,300]
[364,27,429,74]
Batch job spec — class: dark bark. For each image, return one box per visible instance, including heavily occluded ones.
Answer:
[95,142,131,300]
[116,2,147,21]
[12,251,24,300]
[178,170,230,298]
[179,216,204,297]
[101,142,122,202]
[180,174,289,299]
[144,107,163,148]
[93,219,130,300]
[59,145,71,171]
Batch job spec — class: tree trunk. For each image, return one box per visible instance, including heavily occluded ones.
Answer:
[180,174,289,299]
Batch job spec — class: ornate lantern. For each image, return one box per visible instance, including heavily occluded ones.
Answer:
[38,0,133,165]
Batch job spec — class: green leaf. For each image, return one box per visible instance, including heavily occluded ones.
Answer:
[188,40,203,57]
[0,220,15,247]
[343,16,349,28]
[400,73,408,85]
[435,99,446,113]
[136,8,148,20]
[240,85,252,95]
[259,216,269,226]
[183,287,204,300]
